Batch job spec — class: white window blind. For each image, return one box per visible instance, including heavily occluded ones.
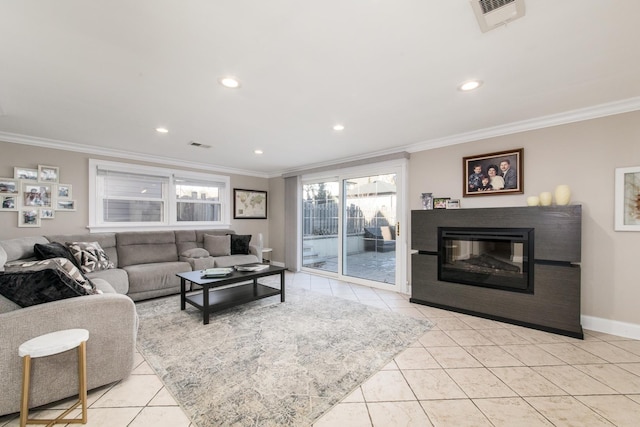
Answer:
[99,169,167,223]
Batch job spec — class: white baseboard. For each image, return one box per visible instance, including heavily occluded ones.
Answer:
[270,261,286,268]
[581,315,640,340]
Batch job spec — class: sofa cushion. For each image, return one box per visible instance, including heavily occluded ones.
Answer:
[34,242,82,269]
[66,241,115,273]
[229,234,251,255]
[0,236,49,269]
[214,254,260,268]
[0,262,96,307]
[204,234,231,257]
[46,233,118,268]
[181,248,210,259]
[86,268,129,295]
[117,231,178,267]
[123,261,190,300]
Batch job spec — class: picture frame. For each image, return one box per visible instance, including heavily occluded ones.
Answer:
[56,199,76,211]
[22,183,53,208]
[57,183,72,199]
[0,195,18,210]
[38,165,59,183]
[463,148,524,197]
[14,167,38,181]
[614,166,640,231]
[40,208,55,219]
[18,208,41,227]
[233,189,267,219]
[446,199,461,209]
[0,177,19,194]
[433,197,450,209]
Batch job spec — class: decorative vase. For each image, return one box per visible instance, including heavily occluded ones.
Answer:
[555,185,571,205]
[539,192,552,206]
[526,196,540,206]
[421,193,433,210]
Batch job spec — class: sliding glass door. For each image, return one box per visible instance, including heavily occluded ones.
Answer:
[301,161,406,292]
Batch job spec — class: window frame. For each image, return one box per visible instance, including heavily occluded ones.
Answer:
[89,159,231,232]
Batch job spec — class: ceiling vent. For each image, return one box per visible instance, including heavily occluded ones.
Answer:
[188,141,211,149]
[471,0,525,33]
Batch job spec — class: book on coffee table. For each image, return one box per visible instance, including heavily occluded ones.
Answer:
[201,268,234,278]
[234,264,269,272]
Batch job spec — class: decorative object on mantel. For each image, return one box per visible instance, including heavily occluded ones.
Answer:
[539,192,552,206]
[526,196,540,206]
[555,184,571,205]
[462,148,524,197]
[445,199,460,209]
[614,166,640,231]
[420,192,433,210]
[3,164,74,228]
[433,197,450,209]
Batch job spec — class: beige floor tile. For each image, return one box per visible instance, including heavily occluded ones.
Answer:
[384,299,416,309]
[148,387,179,406]
[478,328,533,345]
[92,374,164,407]
[128,406,191,427]
[341,387,365,403]
[2,409,76,427]
[132,351,145,368]
[403,369,467,400]
[510,328,575,344]
[381,359,399,370]
[394,347,441,369]
[358,300,391,310]
[576,395,640,427]
[392,307,430,319]
[415,305,459,318]
[427,346,482,368]
[458,316,505,330]
[524,396,614,427]
[420,399,493,427]
[431,317,473,331]
[473,397,553,426]
[610,340,640,356]
[533,365,618,395]
[313,402,372,427]
[618,362,640,376]
[571,341,640,363]
[627,394,640,404]
[573,363,640,394]
[489,367,567,396]
[584,330,635,342]
[536,343,608,364]
[360,370,416,402]
[368,401,432,427]
[418,330,458,347]
[445,368,518,399]
[500,344,565,366]
[132,360,156,375]
[464,346,524,368]
[445,330,496,346]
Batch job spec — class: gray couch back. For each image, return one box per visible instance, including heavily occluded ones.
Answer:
[174,229,235,256]
[117,231,179,267]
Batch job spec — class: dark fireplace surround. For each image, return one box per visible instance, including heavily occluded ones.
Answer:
[411,206,582,338]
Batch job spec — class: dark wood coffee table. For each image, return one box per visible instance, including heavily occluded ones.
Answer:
[177,265,286,324]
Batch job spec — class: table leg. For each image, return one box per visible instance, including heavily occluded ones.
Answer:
[180,278,186,310]
[280,270,285,302]
[203,285,210,325]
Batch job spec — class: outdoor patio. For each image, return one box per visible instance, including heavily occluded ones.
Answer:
[303,249,397,285]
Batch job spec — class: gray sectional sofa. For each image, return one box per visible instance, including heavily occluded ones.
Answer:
[0,229,262,416]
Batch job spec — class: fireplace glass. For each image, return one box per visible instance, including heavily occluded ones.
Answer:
[438,227,534,293]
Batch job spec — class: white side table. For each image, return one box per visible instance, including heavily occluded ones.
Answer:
[262,247,273,264]
[19,329,90,426]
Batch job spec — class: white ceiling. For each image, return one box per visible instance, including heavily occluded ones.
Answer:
[1,0,639,177]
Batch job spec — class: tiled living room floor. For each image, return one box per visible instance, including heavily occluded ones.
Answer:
[2,271,640,426]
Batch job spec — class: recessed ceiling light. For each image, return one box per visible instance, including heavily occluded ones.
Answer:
[458,80,483,91]
[254,149,263,155]
[155,127,169,133]
[333,124,345,131]
[219,76,241,88]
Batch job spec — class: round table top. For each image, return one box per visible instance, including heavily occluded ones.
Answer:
[261,247,273,253]
[19,329,89,358]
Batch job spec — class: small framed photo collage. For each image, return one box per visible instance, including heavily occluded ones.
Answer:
[1,165,75,227]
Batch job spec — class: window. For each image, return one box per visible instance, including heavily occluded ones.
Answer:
[89,159,230,231]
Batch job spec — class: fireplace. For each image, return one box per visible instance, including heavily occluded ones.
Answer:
[438,227,534,293]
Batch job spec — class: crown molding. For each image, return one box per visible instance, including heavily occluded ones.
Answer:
[406,96,640,153]
[0,131,270,178]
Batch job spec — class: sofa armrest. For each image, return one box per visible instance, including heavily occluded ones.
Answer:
[249,244,263,263]
[0,294,138,416]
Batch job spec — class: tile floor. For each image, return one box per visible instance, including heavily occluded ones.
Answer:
[2,271,640,426]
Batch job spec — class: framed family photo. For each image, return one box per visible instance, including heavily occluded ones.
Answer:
[57,184,72,199]
[614,166,640,231]
[56,199,76,211]
[233,189,267,219]
[22,183,53,207]
[14,167,38,181]
[18,208,41,227]
[0,195,18,210]
[463,148,524,197]
[38,165,59,183]
[0,178,19,194]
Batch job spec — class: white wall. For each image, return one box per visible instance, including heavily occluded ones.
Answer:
[408,110,640,337]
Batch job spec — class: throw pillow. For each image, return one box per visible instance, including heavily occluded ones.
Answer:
[5,258,98,295]
[204,234,231,257]
[66,241,115,273]
[0,269,92,307]
[181,248,210,259]
[229,234,251,255]
[34,242,82,269]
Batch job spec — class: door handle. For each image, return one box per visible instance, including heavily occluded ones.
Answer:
[396,222,400,237]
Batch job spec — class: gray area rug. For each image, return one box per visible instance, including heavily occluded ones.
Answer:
[136,287,433,427]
